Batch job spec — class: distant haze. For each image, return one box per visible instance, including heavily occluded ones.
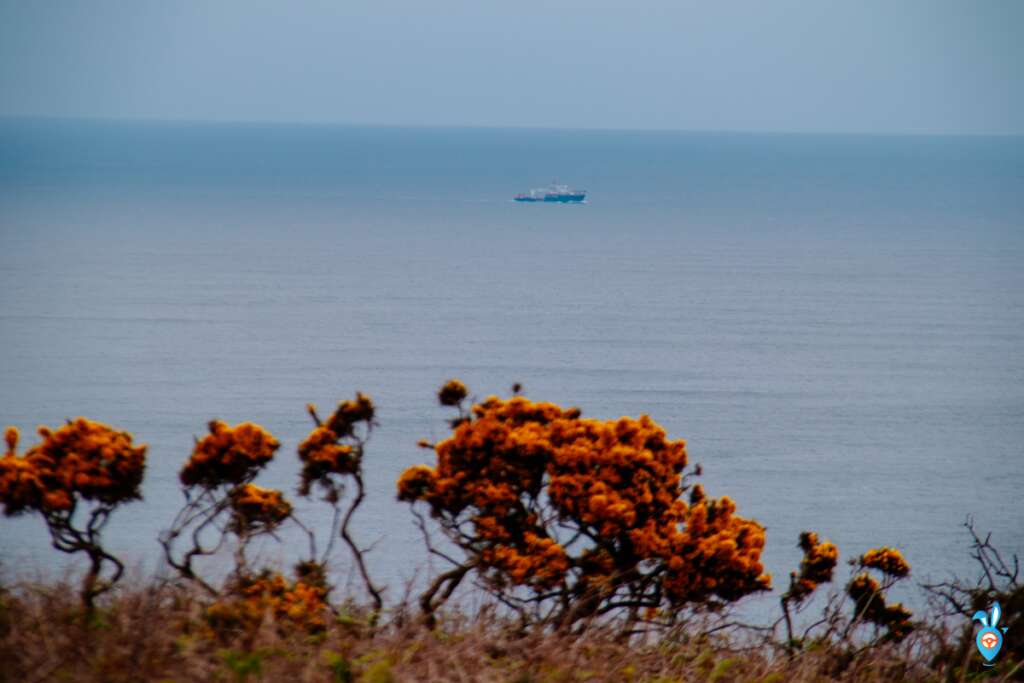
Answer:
[0,0,1021,135]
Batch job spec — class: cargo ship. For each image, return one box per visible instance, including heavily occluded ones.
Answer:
[514,182,587,203]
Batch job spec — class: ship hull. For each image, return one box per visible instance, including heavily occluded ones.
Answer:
[514,185,586,203]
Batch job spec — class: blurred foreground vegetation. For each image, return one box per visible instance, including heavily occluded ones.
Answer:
[0,575,1020,683]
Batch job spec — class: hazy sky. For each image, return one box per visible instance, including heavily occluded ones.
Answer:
[1,1,1020,134]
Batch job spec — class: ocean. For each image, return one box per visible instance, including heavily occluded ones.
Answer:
[1,119,1022,614]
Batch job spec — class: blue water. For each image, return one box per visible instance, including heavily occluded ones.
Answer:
[1,119,1022,614]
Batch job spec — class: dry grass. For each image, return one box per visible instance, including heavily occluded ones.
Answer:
[1,579,1016,683]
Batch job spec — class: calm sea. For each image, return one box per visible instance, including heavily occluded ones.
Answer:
[1,119,1022,613]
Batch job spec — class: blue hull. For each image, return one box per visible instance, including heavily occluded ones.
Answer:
[514,185,586,202]
[515,194,586,203]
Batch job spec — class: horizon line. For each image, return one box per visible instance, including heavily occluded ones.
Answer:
[2,114,1022,140]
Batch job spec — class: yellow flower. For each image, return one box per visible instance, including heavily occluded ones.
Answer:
[326,392,375,437]
[438,378,469,406]
[206,571,329,637]
[297,425,356,494]
[3,426,17,455]
[1,419,145,517]
[785,531,838,602]
[859,547,910,578]
[180,420,278,489]
[229,483,292,531]
[400,388,770,603]
[397,465,437,502]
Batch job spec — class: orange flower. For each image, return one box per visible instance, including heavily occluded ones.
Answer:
[297,425,355,494]
[400,385,771,607]
[325,393,375,437]
[848,572,880,602]
[42,489,73,512]
[229,483,292,532]
[785,531,839,603]
[0,419,145,607]
[180,421,278,489]
[296,392,376,496]
[438,379,468,406]
[3,427,17,456]
[10,418,147,508]
[847,568,914,641]
[859,547,910,578]
[206,571,329,637]
[0,450,46,516]
[481,531,570,589]
[662,497,770,603]
[397,465,436,502]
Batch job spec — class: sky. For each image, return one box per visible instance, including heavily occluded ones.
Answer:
[0,0,1021,135]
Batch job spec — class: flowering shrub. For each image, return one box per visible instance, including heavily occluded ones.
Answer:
[774,536,913,649]
[205,568,330,638]
[229,483,292,533]
[298,394,383,615]
[0,419,146,607]
[297,394,376,498]
[162,420,288,593]
[437,379,468,407]
[0,420,145,515]
[180,420,279,489]
[399,381,770,626]
[162,396,382,620]
[847,548,914,642]
[786,531,839,604]
[778,530,839,645]
[297,426,355,491]
[1,427,47,513]
[858,547,910,579]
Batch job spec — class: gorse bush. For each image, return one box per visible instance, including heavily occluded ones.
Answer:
[300,394,383,614]
[160,393,382,621]
[0,419,145,608]
[228,483,293,533]
[179,420,280,489]
[16,383,1017,681]
[204,569,331,640]
[399,381,770,628]
[775,531,917,664]
[780,531,839,646]
[160,420,288,594]
[790,532,840,603]
[847,547,914,643]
